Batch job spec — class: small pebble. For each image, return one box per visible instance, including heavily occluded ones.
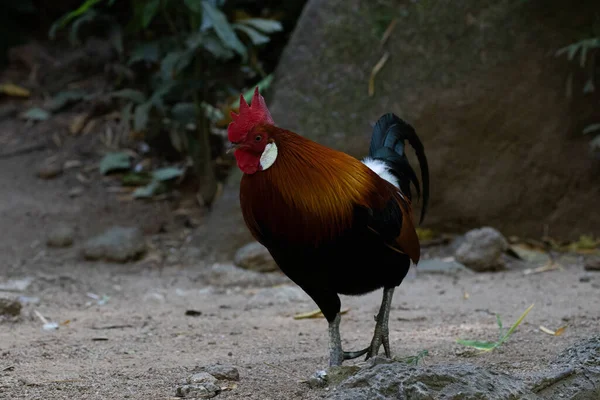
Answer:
[37,161,63,179]
[46,223,75,248]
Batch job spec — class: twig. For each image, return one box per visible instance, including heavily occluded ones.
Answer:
[0,143,47,159]
[380,18,398,48]
[90,324,134,330]
[368,52,390,97]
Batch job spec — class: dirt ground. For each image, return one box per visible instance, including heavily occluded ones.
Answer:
[1,119,600,400]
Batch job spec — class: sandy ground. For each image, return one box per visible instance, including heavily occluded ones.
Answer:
[1,139,600,399]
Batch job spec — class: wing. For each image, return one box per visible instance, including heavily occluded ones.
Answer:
[359,188,420,264]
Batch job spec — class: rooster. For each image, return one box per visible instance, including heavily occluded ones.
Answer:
[228,88,429,366]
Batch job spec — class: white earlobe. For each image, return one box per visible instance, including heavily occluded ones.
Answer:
[259,142,278,170]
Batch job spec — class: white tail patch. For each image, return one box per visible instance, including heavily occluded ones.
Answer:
[363,157,400,188]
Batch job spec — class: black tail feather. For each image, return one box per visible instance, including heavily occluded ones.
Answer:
[369,113,430,224]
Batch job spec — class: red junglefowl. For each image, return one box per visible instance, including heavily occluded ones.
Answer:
[228,88,429,367]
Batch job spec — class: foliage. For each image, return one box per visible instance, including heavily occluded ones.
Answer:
[50,0,282,203]
[555,37,600,154]
[457,304,534,353]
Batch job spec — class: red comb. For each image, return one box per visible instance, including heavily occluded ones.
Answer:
[228,87,274,143]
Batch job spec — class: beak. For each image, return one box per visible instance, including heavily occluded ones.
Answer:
[226,142,242,154]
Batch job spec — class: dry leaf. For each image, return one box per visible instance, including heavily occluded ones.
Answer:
[539,325,568,336]
[294,307,349,320]
[0,83,30,97]
[63,160,82,169]
[523,260,561,275]
[368,52,390,97]
[69,113,90,135]
[380,18,398,48]
[76,173,90,183]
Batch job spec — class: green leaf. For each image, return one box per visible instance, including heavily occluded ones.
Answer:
[128,42,161,65]
[121,172,152,186]
[589,135,600,152]
[68,10,98,45]
[134,102,153,132]
[133,180,165,198]
[238,18,283,33]
[201,102,224,122]
[142,0,160,28]
[194,32,235,59]
[21,107,51,121]
[108,23,124,54]
[99,152,131,175]
[153,167,184,181]
[496,314,503,338]
[231,74,273,108]
[233,24,270,46]
[455,340,498,351]
[183,0,202,13]
[46,90,87,112]
[171,102,197,125]
[583,123,600,135]
[110,89,147,104]
[496,304,534,346]
[201,1,247,58]
[49,0,102,39]
[160,50,193,81]
[583,79,595,94]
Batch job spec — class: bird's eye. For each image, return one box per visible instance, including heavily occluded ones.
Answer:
[254,135,262,142]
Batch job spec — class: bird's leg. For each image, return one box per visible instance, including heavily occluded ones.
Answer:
[366,287,395,359]
[328,313,370,366]
[328,313,344,367]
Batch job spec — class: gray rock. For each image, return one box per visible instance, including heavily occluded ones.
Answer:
[202,263,290,288]
[455,227,508,272]
[198,364,240,381]
[0,277,34,292]
[36,161,63,179]
[82,226,146,262]
[249,285,310,306]
[234,242,278,273]
[585,257,600,271]
[328,336,600,400]
[0,298,22,316]
[46,223,75,248]
[187,372,217,385]
[417,257,470,274]
[329,360,536,400]
[267,0,600,241]
[176,382,221,399]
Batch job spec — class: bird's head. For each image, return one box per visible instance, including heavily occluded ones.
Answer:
[227,87,276,174]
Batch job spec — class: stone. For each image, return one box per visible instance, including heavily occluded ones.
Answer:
[234,242,278,272]
[0,277,33,292]
[201,263,290,288]
[36,161,62,179]
[267,0,600,240]
[455,227,508,272]
[187,372,217,385]
[584,257,600,271]
[0,298,21,316]
[327,336,600,400]
[176,382,221,399]
[46,223,75,248]
[249,285,310,306]
[328,360,537,400]
[82,226,146,262]
[417,257,470,274]
[198,364,240,381]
